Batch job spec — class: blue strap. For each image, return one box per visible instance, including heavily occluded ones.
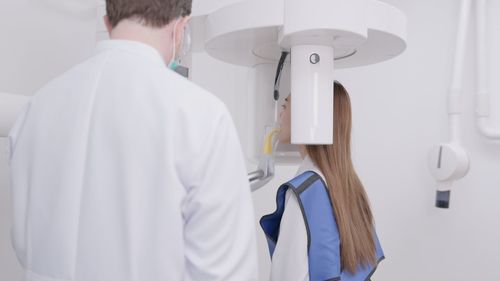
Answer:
[291,172,341,280]
[260,171,315,256]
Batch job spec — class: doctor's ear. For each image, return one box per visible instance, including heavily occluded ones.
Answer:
[176,16,191,34]
[104,15,113,34]
[173,16,191,46]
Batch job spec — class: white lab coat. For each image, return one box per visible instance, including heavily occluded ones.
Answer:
[269,156,324,281]
[8,40,258,281]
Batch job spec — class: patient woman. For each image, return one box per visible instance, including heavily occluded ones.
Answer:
[261,81,384,281]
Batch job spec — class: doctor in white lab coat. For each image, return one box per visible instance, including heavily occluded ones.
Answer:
[7,1,258,280]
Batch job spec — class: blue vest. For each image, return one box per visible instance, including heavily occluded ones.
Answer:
[260,171,384,281]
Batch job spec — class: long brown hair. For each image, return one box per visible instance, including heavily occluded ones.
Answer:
[305,82,376,273]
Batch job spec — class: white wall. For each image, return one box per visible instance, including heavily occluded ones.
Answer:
[1,0,500,281]
[0,0,97,96]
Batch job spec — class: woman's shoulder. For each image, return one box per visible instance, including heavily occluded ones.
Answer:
[295,156,326,182]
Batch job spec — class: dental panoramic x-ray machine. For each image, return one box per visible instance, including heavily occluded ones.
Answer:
[190,0,407,190]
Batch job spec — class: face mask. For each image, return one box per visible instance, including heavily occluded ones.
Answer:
[168,19,191,71]
[168,60,179,71]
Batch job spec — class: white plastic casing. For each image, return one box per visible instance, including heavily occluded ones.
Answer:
[291,45,334,144]
[281,0,367,50]
[428,144,470,190]
[202,0,407,68]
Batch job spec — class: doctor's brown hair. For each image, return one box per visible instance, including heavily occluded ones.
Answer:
[106,0,192,28]
[305,82,377,273]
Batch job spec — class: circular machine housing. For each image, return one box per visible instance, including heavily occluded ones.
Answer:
[203,0,407,68]
[197,0,407,145]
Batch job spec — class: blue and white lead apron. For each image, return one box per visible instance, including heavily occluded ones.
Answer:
[261,171,384,281]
